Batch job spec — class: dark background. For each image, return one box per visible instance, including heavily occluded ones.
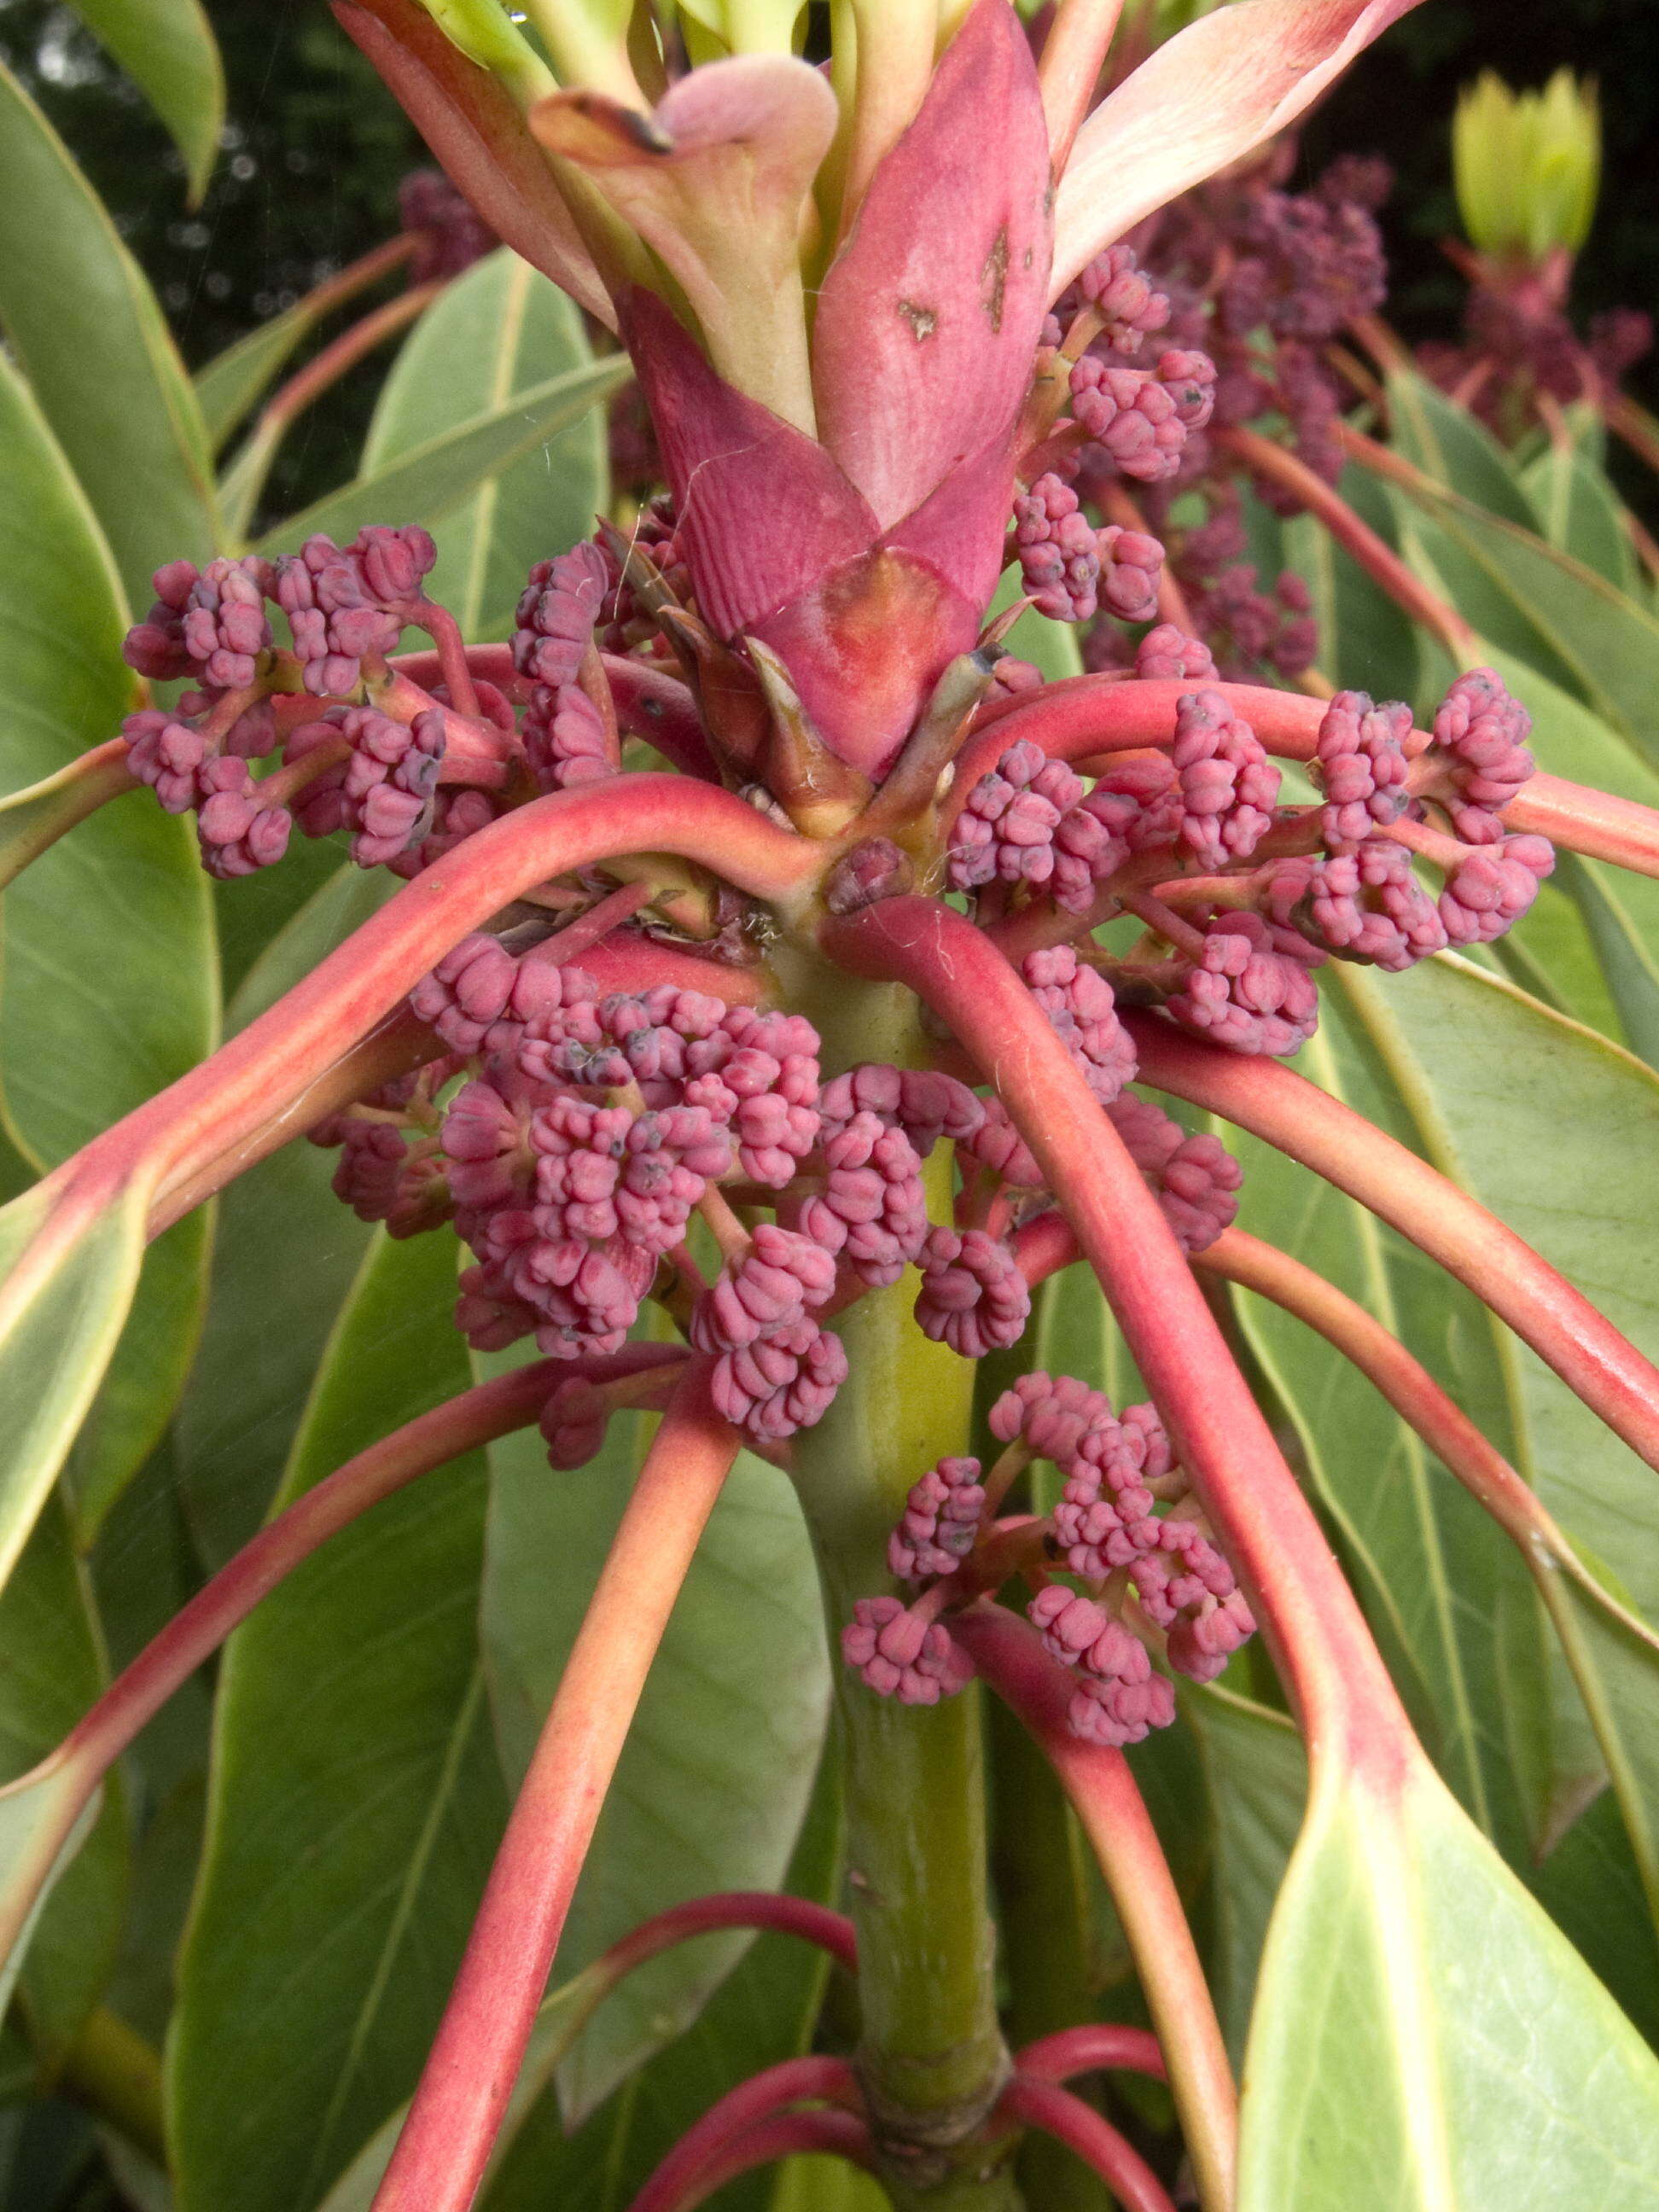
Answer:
[1,0,1655,509]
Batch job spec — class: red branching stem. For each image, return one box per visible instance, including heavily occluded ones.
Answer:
[416,597,481,719]
[390,643,516,694]
[601,656,722,782]
[1123,1010,1659,1476]
[957,676,1659,879]
[625,2056,863,2212]
[1015,2023,1167,2086]
[0,739,139,891]
[829,897,1406,1734]
[634,2109,878,2212]
[0,1348,681,1976]
[536,878,653,961]
[240,283,442,459]
[953,1605,1234,2212]
[1037,0,1124,169]
[370,1365,740,2212]
[997,2076,1177,2212]
[1214,424,1479,662]
[601,1892,857,1982]
[29,777,812,1236]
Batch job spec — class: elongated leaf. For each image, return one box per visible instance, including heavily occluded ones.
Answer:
[1239,1763,1659,2209]
[0,344,218,1544]
[0,1179,148,1593]
[1384,366,1540,531]
[1385,469,1659,766]
[65,0,224,201]
[362,247,609,642]
[0,61,216,598]
[1225,1017,1552,1863]
[1326,957,1659,1924]
[254,357,628,562]
[1520,439,1638,592]
[1182,1685,1305,2064]
[172,865,387,1565]
[481,1365,830,2123]
[167,1228,509,2212]
[1557,851,1659,1068]
[0,1499,125,2063]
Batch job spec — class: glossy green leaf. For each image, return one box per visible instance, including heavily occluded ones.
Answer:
[1281,485,1420,701]
[361,247,610,643]
[1327,957,1659,1924]
[172,865,387,1566]
[0,1499,126,2064]
[1385,470,1659,765]
[1384,366,1540,531]
[0,60,216,599]
[253,357,628,563]
[64,0,224,201]
[1225,1017,1552,1863]
[1528,1788,1659,2050]
[1182,1685,1305,2064]
[1557,851,1659,1067]
[1519,439,1638,592]
[0,1178,148,1593]
[481,1371,830,2124]
[1239,1764,1659,2209]
[168,1228,509,2212]
[0,343,218,1545]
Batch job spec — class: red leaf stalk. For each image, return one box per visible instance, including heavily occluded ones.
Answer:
[632,2109,879,2212]
[600,1891,857,1982]
[954,1604,1235,2212]
[0,1348,684,1979]
[997,2075,1177,2212]
[625,2055,863,2212]
[237,282,443,461]
[1124,1011,1659,1475]
[959,678,1659,878]
[1211,424,1479,662]
[1014,2023,1167,2086]
[370,1363,740,2212]
[22,776,811,1238]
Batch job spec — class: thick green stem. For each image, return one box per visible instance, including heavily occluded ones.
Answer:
[789,970,1019,2208]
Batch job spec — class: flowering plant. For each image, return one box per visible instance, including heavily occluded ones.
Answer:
[3,3,1659,2209]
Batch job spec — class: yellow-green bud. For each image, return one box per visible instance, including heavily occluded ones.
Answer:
[1452,69,1600,263]
[672,0,806,54]
[410,0,556,104]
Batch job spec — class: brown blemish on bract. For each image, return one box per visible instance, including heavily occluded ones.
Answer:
[981,229,1009,332]
[898,300,938,341]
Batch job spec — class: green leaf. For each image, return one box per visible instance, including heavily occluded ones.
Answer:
[0,344,218,1544]
[1384,468,1659,768]
[172,865,387,1566]
[1325,957,1659,1927]
[1225,1017,1553,1865]
[0,1179,148,1593]
[167,1227,509,2212]
[1519,439,1638,592]
[362,247,610,643]
[0,1499,126,2064]
[480,1370,830,2124]
[0,60,217,600]
[1556,851,1659,1068]
[1384,367,1540,531]
[253,357,629,563]
[1239,1765,1659,2209]
[1182,1685,1305,2064]
[63,0,224,201]
[1281,484,1420,702]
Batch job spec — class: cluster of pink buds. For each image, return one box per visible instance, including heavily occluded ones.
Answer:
[950,666,1547,1057]
[841,1369,1254,1744]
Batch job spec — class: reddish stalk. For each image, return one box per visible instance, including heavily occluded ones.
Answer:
[954,1605,1235,2212]
[626,2056,862,2212]
[600,657,722,781]
[370,1364,740,2212]
[16,776,812,1242]
[390,643,516,693]
[996,2077,1176,2212]
[1122,1010,1659,1475]
[635,2109,878,2212]
[1606,391,1659,480]
[600,1891,857,1982]
[230,283,443,493]
[1014,2023,1167,2086]
[0,1348,682,1977]
[1212,424,1478,661]
[957,675,1659,877]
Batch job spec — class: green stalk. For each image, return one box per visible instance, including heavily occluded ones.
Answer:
[789,972,1020,2209]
